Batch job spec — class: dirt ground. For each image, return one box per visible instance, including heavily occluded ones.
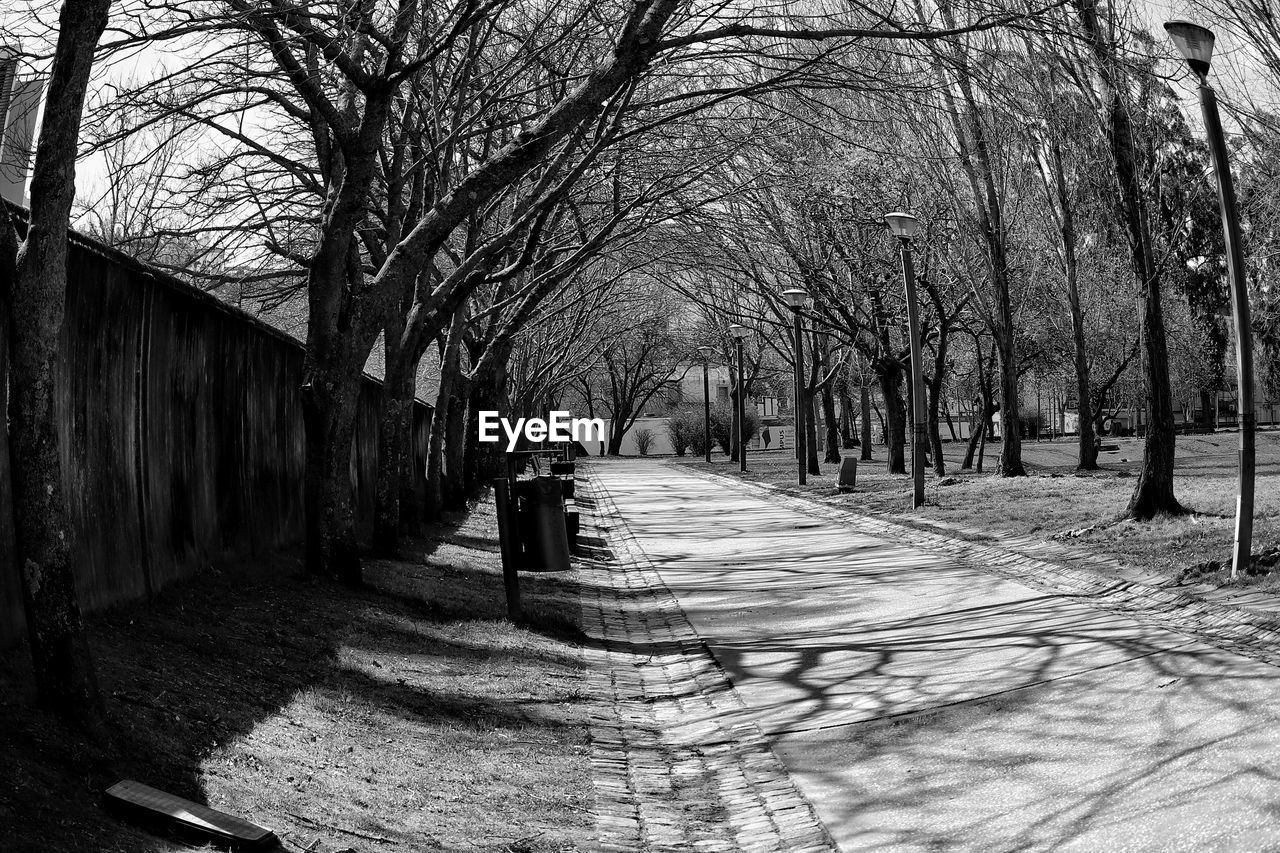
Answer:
[0,499,594,853]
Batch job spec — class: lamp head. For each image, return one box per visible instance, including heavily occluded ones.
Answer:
[728,323,751,340]
[781,288,809,309]
[1164,20,1215,77]
[885,211,920,240]
[696,345,715,358]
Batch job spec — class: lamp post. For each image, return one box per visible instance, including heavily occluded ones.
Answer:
[729,324,752,473]
[782,288,809,485]
[885,211,926,509]
[697,345,715,464]
[1166,20,1255,579]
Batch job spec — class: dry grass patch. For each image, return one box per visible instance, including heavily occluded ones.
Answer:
[680,431,1280,589]
[0,498,592,853]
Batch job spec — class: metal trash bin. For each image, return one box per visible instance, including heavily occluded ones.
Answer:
[514,476,571,572]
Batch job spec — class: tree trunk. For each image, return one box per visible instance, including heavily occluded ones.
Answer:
[821,382,841,463]
[805,391,820,474]
[466,344,511,493]
[729,385,740,462]
[928,333,949,476]
[1073,0,1182,518]
[607,421,626,456]
[1071,310,1098,470]
[372,324,415,555]
[996,338,1025,476]
[299,62,396,585]
[425,311,464,521]
[1199,390,1214,431]
[977,414,989,473]
[398,396,425,538]
[932,0,1024,477]
[442,378,470,511]
[5,0,112,732]
[838,387,856,449]
[860,386,873,461]
[927,386,946,476]
[878,366,907,474]
[962,348,996,471]
[302,371,362,585]
[303,237,377,585]
[1046,133,1098,470]
[961,408,981,470]
[1128,280,1181,517]
[424,389,448,522]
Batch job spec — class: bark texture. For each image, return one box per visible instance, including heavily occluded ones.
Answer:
[6,0,113,730]
[877,362,908,474]
[821,383,841,463]
[1073,0,1182,517]
[372,316,416,555]
[860,386,873,461]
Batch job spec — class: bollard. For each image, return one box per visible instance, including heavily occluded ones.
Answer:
[837,457,857,493]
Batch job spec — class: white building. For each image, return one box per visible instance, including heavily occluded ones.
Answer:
[0,45,43,206]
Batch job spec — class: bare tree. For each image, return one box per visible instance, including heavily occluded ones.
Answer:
[1070,0,1183,517]
[1,0,112,732]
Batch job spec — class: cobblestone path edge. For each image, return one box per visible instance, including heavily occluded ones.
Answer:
[576,465,836,853]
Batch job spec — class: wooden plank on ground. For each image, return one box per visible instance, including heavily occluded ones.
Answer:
[104,779,277,850]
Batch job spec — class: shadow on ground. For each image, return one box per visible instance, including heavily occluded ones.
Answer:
[598,459,1280,852]
[0,502,591,853]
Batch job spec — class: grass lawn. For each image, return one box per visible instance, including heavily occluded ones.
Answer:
[0,499,593,853]
[679,430,1280,590]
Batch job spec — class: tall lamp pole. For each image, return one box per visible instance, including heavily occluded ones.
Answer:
[782,288,809,485]
[1166,21,1255,579]
[697,345,715,463]
[729,324,752,473]
[886,212,927,509]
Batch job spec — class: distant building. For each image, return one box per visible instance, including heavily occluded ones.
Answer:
[0,44,43,205]
[673,363,732,408]
[668,362,777,421]
[586,362,791,456]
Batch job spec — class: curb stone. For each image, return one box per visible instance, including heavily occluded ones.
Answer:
[683,464,1280,671]
[576,464,836,853]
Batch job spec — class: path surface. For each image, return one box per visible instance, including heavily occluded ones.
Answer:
[592,459,1280,852]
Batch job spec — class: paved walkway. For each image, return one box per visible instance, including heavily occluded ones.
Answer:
[584,459,1280,852]
[576,472,834,852]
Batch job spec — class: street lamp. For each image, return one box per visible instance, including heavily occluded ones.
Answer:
[781,288,809,485]
[697,345,715,464]
[1166,20,1255,579]
[885,211,926,509]
[729,323,752,473]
